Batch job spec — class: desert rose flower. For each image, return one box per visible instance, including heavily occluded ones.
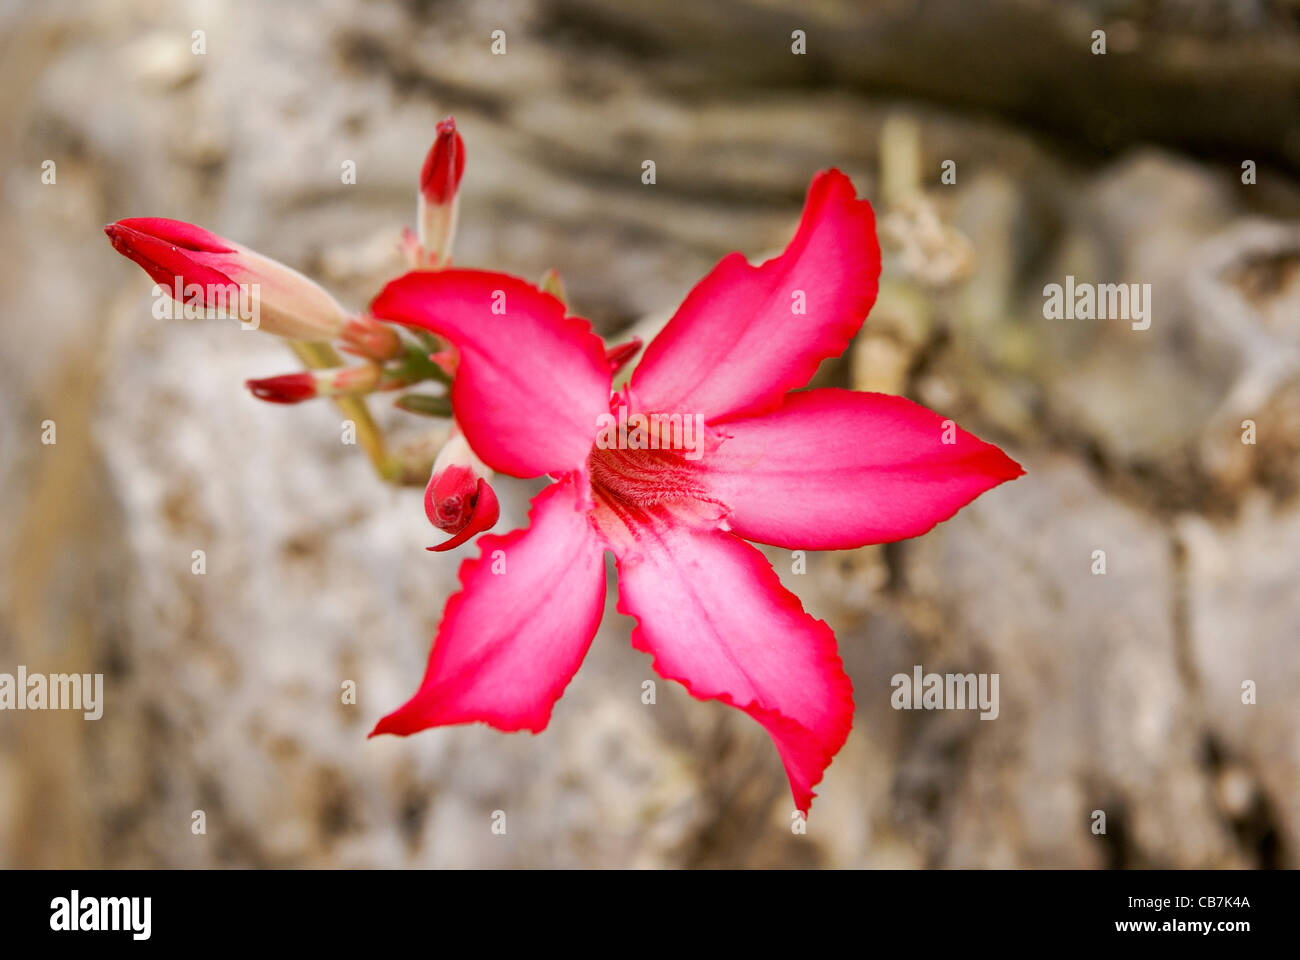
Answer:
[423,430,499,552]
[105,218,350,342]
[368,170,1023,813]
[416,116,465,268]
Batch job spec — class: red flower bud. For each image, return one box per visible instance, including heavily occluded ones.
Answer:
[416,117,465,268]
[105,218,349,341]
[245,372,317,404]
[245,364,382,405]
[419,117,465,206]
[425,465,478,531]
[423,431,498,551]
[604,337,643,375]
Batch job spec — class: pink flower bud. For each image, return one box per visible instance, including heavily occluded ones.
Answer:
[420,116,465,206]
[246,364,381,405]
[604,337,643,374]
[340,313,403,362]
[105,218,349,341]
[425,464,478,531]
[424,431,497,551]
[245,372,317,404]
[416,117,465,268]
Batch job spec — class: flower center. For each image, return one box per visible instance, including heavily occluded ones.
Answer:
[434,495,467,530]
[588,445,710,509]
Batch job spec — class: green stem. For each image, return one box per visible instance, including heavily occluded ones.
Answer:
[288,340,398,482]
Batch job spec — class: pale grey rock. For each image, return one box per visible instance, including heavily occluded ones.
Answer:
[1180,497,1300,864]
[906,455,1240,867]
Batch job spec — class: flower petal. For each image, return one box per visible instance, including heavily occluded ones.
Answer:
[371,270,611,478]
[372,478,606,736]
[700,388,1024,550]
[105,219,239,291]
[609,508,853,814]
[628,169,880,423]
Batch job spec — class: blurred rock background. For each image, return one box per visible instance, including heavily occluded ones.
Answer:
[1,0,1298,867]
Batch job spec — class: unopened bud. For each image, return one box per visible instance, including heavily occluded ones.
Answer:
[245,371,317,405]
[246,364,383,405]
[340,314,403,362]
[420,116,465,206]
[105,218,349,340]
[416,116,465,268]
[538,268,567,306]
[604,337,643,375]
[424,431,497,551]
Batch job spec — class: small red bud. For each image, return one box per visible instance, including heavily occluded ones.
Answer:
[416,117,466,268]
[419,117,465,206]
[423,431,498,551]
[425,465,477,532]
[246,364,383,404]
[246,372,317,404]
[605,337,643,375]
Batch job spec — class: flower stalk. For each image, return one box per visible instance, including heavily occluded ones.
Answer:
[286,340,398,482]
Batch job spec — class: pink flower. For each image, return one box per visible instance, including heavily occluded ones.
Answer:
[368,169,1023,813]
[104,218,350,341]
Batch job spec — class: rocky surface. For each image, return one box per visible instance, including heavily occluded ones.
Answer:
[1,0,1297,867]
